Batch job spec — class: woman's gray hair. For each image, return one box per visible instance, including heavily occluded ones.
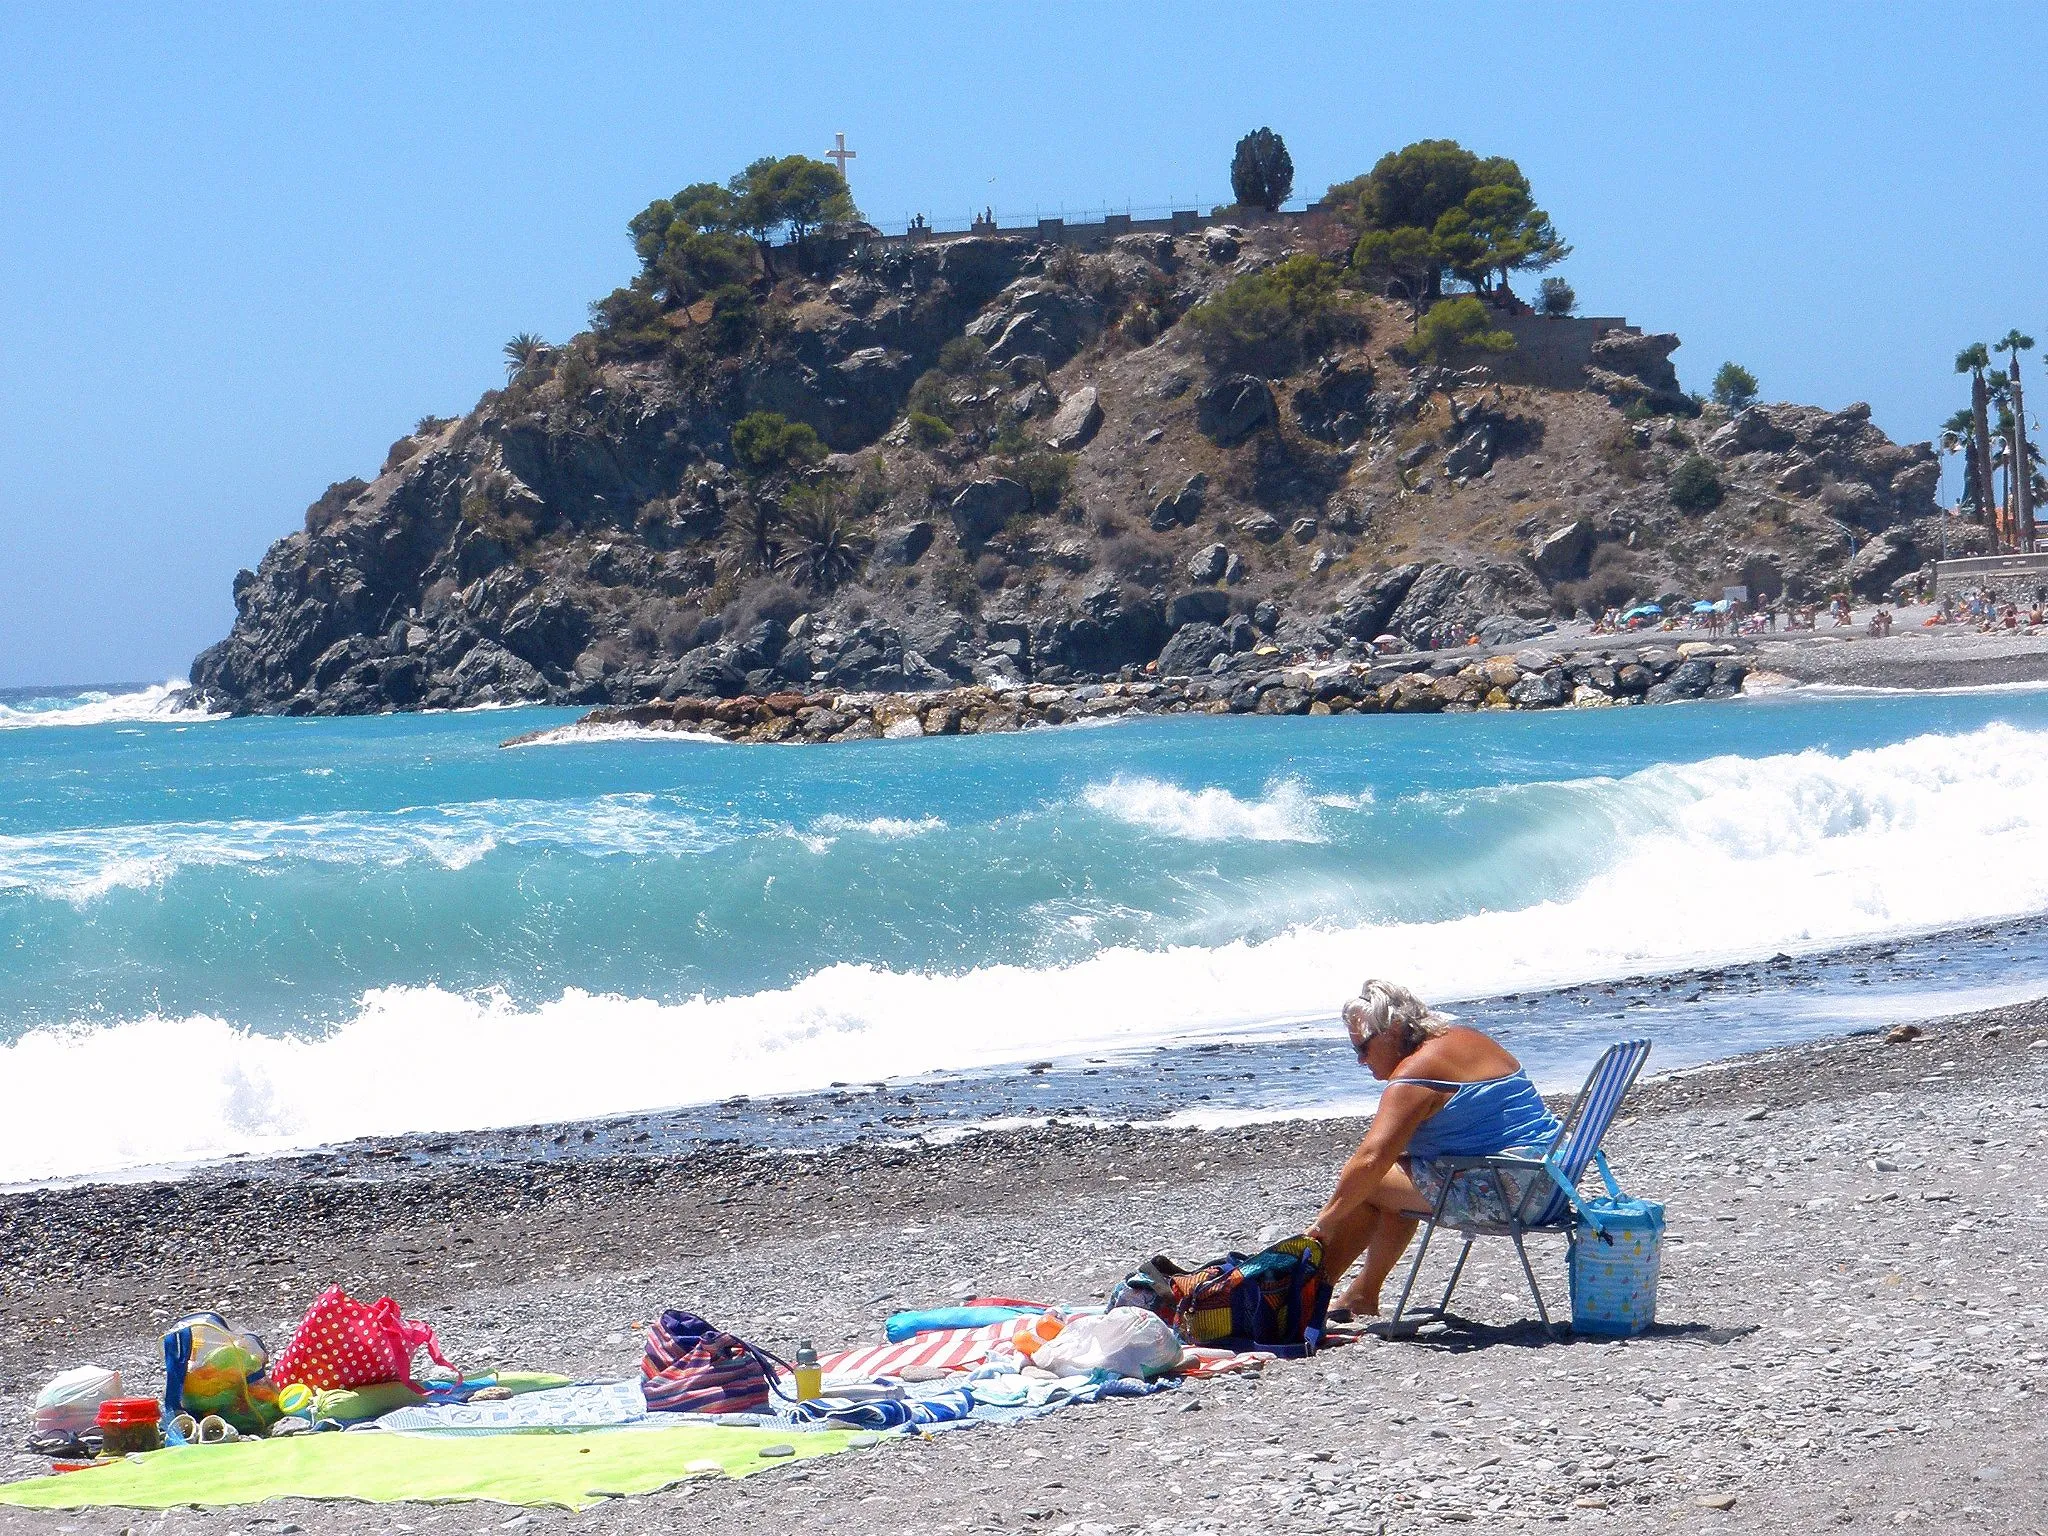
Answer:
[1343,979,1450,1052]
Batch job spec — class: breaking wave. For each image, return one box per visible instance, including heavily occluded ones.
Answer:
[0,680,221,730]
[1081,775,1344,842]
[8,720,2048,1182]
[0,796,729,904]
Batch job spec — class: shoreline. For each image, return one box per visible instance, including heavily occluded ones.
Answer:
[6,995,2048,1530]
[511,620,2048,747]
[13,911,2048,1195]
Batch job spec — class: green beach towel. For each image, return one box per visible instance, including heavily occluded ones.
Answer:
[0,1423,870,1512]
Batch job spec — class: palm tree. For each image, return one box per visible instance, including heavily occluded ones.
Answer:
[777,496,872,593]
[1957,344,2000,545]
[717,496,784,576]
[1997,330,2037,550]
[1940,406,1980,516]
[503,332,551,384]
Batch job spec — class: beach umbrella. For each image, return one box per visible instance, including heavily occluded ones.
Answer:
[1621,603,1661,620]
[1691,600,1716,613]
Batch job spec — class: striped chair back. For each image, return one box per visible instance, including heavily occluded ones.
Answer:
[1531,1039,1652,1223]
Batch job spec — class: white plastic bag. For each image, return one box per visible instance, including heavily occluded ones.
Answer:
[34,1365,121,1436]
[1032,1307,1183,1380]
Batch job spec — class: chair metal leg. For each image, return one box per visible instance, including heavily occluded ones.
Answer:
[1510,1230,1552,1330]
[1387,1172,1463,1334]
[1386,1217,1437,1329]
[1435,1234,1475,1317]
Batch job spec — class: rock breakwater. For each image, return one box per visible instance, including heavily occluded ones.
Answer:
[524,641,1752,746]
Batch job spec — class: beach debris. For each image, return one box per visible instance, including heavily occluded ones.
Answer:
[1884,1024,1924,1043]
[1698,1492,1739,1509]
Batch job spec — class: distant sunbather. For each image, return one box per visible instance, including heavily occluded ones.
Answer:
[1305,981,1560,1320]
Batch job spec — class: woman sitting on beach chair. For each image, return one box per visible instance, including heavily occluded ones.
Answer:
[1305,981,1560,1320]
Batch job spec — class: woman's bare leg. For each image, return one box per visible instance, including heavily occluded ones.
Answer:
[1317,1202,1383,1305]
[1351,1211,1420,1315]
[1323,1162,1431,1315]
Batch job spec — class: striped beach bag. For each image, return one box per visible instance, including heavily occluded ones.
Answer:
[641,1310,790,1414]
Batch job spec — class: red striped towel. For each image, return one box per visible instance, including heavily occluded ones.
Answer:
[819,1317,1036,1381]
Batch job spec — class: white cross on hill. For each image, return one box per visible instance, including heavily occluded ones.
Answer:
[826,132,856,178]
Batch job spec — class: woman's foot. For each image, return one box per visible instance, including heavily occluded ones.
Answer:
[1333,1283,1381,1320]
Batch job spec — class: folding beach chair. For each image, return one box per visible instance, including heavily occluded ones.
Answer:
[1385,1038,1652,1335]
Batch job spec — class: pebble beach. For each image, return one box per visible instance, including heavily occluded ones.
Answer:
[4,997,2046,1533]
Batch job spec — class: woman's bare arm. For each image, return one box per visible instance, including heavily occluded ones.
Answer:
[1310,1081,1448,1235]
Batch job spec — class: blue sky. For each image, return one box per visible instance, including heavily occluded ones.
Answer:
[2,2,2041,686]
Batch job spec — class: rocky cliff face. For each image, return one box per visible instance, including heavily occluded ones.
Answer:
[190,223,1946,715]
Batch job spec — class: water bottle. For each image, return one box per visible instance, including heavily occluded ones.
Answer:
[793,1339,822,1401]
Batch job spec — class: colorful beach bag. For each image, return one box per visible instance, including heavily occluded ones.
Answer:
[1109,1235,1331,1357]
[162,1312,282,1435]
[271,1286,459,1392]
[642,1310,790,1414]
[1566,1156,1666,1337]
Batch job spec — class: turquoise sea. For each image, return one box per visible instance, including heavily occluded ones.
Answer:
[6,678,2048,1182]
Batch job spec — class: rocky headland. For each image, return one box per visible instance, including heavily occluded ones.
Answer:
[185,208,1963,719]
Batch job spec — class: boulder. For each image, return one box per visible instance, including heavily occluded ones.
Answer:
[1187,543,1230,584]
[1380,674,1445,714]
[1443,422,1496,479]
[446,639,548,703]
[661,648,746,700]
[950,477,1032,544]
[1506,669,1568,708]
[1044,386,1103,451]
[1198,375,1277,444]
[1477,615,1542,646]
[1645,658,1716,702]
[873,521,935,567]
[1845,533,1917,597]
[1157,622,1232,677]
[1705,407,1797,458]
[1166,588,1233,629]
[1293,361,1376,445]
[1289,517,1319,543]
[964,281,1103,370]
[1149,473,1208,529]
[1586,331,1692,415]
[1528,521,1595,582]
[1338,564,1423,640]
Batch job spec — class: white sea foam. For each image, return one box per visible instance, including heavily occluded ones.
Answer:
[8,720,2048,1182]
[810,814,947,839]
[0,680,223,730]
[0,795,730,903]
[1081,775,1335,842]
[507,722,734,748]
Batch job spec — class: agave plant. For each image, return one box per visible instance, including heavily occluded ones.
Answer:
[718,496,785,576]
[503,332,551,383]
[776,492,871,593]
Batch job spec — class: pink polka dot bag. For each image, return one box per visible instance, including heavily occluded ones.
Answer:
[272,1285,459,1392]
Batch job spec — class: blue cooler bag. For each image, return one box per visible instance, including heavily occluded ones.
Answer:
[1564,1152,1665,1337]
